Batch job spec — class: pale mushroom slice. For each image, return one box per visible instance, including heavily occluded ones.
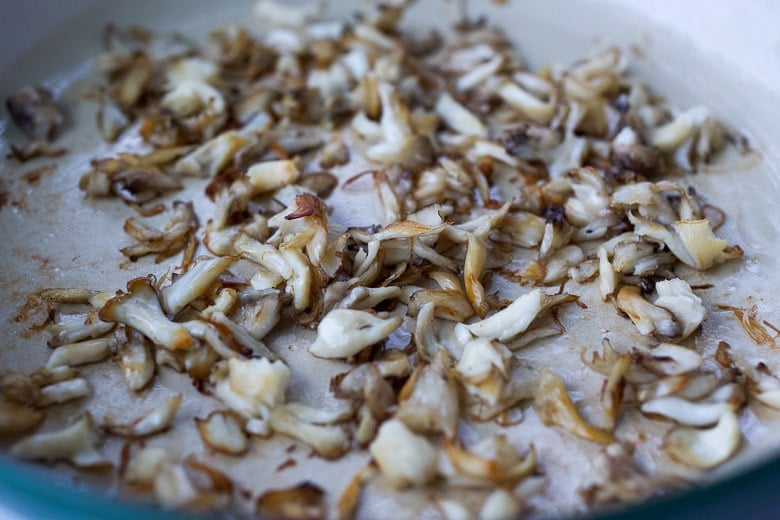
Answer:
[442,435,536,488]
[99,277,193,350]
[665,410,741,469]
[160,256,235,316]
[535,368,613,444]
[212,357,290,419]
[369,418,438,489]
[46,338,111,369]
[652,278,707,340]
[195,410,248,455]
[466,289,576,342]
[104,394,182,437]
[268,405,350,459]
[0,399,45,436]
[11,413,109,468]
[309,309,402,359]
[616,286,679,338]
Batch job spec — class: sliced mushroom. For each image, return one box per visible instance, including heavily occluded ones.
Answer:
[535,368,613,444]
[100,277,193,350]
[309,309,402,359]
[665,410,741,469]
[104,394,182,437]
[195,410,248,455]
[369,418,438,488]
[11,413,109,467]
[616,286,679,337]
[46,338,111,369]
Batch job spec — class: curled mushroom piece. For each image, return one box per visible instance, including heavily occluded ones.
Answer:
[104,394,182,437]
[99,277,194,350]
[309,309,402,359]
[443,436,536,488]
[535,368,613,444]
[467,290,576,342]
[195,410,248,455]
[6,85,64,140]
[616,286,679,338]
[0,399,44,436]
[11,413,109,468]
[256,482,325,520]
[121,201,199,263]
[396,355,459,439]
[46,338,111,370]
[665,410,741,469]
[269,405,350,459]
[369,418,438,489]
[212,357,290,418]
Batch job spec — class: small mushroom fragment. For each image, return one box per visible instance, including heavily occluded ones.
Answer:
[479,489,523,520]
[37,378,89,407]
[467,290,576,342]
[653,279,707,340]
[256,482,325,520]
[104,394,182,437]
[161,256,235,316]
[11,413,109,467]
[443,436,536,488]
[195,410,248,455]
[309,309,402,359]
[6,85,63,140]
[213,357,290,418]
[47,313,115,348]
[117,329,155,392]
[100,277,194,350]
[436,92,488,138]
[126,447,168,486]
[268,406,349,459]
[665,410,741,469]
[396,357,459,439]
[641,384,744,427]
[369,418,438,488]
[616,286,679,337]
[46,338,111,369]
[121,201,199,263]
[0,399,44,435]
[244,159,301,193]
[535,368,613,444]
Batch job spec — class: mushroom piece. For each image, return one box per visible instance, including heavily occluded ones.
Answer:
[11,413,109,468]
[256,482,326,520]
[37,378,89,407]
[46,338,111,370]
[479,489,523,520]
[396,357,459,439]
[0,399,44,436]
[47,313,115,348]
[121,201,199,262]
[212,357,290,418]
[641,383,744,427]
[195,410,248,455]
[616,286,679,337]
[268,406,350,459]
[629,214,743,271]
[126,446,168,486]
[443,436,536,488]
[244,159,302,193]
[535,368,613,444]
[637,343,703,376]
[435,92,488,138]
[161,256,235,316]
[466,289,576,342]
[99,277,194,350]
[369,418,438,488]
[117,329,155,392]
[174,131,246,177]
[6,85,63,140]
[309,309,402,359]
[104,394,182,437]
[665,410,741,469]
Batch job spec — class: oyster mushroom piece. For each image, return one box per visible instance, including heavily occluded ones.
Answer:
[535,368,613,444]
[665,410,741,469]
[161,256,235,316]
[369,418,438,489]
[435,92,488,138]
[268,406,350,459]
[99,277,194,350]
[616,286,679,337]
[309,309,403,359]
[213,357,290,418]
[195,410,248,455]
[37,378,89,407]
[466,290,576,342]
[245,159,302,193]
[652,279,707,340]
[479,489,523,519]
[104,394,182,437]
[6,85,63,140]
[0,399,44,435]
[174,131,246,177]
[11,413,109,468]
[46,338,111,369]
[117,329,155,392]
[397,358,460,439]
